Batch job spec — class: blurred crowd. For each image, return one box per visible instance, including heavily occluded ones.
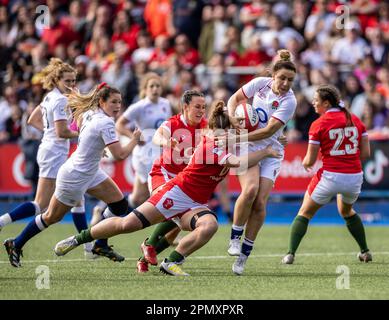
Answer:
[1,0,389,146]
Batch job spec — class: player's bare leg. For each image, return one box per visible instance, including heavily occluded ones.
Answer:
[228,165,259,256]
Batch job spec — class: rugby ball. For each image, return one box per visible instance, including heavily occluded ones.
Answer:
[234,102,259,132]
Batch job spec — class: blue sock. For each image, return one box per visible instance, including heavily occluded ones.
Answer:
[230,224,244,240]
[71,212,88,233]
[14,215,47,249]
[9,202,39,222]
[241,237,254,257]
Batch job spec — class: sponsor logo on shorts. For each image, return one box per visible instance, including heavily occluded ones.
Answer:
[163,198,174,209]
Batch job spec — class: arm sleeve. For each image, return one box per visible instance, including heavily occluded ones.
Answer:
[53,97,68,122]
[241,77,270,99]
[308,119,321,145]
[101,119,119,146]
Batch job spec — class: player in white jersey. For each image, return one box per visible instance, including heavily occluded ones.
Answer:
[4,84,140,267]
[116,72,172,208]
[0,58,93,258]
[226,50,297,275]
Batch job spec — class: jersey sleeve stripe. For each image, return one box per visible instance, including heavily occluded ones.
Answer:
[219,153,233,165]
[241,88,248,99]
[105,140,119,147]
[271,116,285,125]
[308,140,320,145]
[54,119,67,122]
[362,132,368,137]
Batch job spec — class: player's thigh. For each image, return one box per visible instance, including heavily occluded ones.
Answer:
[297,191,323,219]
[87,177,124,204]
[252,177,274,214]
[336,194,356,218]
[132,175,149,198]
[237,165,260,197]
[34,177,56,211]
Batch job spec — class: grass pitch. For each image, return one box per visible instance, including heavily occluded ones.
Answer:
[0,223,388,300]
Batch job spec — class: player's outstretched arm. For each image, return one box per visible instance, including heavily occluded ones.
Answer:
[225,145,281,169]
[108,128,142,160]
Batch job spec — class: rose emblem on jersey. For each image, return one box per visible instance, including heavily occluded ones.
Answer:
[163,198,174,209]
[271,100,279,109]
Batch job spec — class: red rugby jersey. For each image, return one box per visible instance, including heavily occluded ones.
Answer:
[171,135,232,204]
[154,114,207,175]
[308,109,368,173]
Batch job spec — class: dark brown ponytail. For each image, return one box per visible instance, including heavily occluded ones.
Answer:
[208,100,230,130]
[316,84,353,126]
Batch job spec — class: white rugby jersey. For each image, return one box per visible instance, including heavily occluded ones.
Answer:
[68,108,118,175]
[241,77,296,151]
[40,88,71,151]
[123,97,172,159]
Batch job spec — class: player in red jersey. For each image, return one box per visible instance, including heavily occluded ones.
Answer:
[54,101,281,276]
[281,85,372,265]
[137,90,208,273]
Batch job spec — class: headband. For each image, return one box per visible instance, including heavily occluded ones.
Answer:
[97,82,107,91]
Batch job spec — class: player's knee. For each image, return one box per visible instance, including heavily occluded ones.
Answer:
[43,212,61,225]
[241,184,259,202]
[253,198,267,214]
[107,198,128,216]
[191,211,218,235]
[339,207,353,218]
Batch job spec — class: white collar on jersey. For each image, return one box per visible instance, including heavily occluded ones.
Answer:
[144,96,160,105]
[326,108,341,113]
[180,114,188,127]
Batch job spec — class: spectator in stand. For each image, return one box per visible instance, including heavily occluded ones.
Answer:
[351,75,385,118]
[240,0,268,48]
[19,103,43,196]
[171,34,200,70]
[5,106,23,143]
[349,0,379,33]
[353,55,377,85]
[172,0,204,49]
[301,40,326,70]
[83,4,113,45]
[286,93,319,142]
[376,67,389,103]
[365,27,389,66]
[258,14,305,56]
[40,10,81,56]
[149,35,174,73]
[61,0,87,35]
[144,0,175,39]
[290,0,310,35]
[78,61,101,94]
[343,74,364,108]
[132,31,154,65]
[304,0,336,46]
[331,20,369,66]
[111,9,141,55]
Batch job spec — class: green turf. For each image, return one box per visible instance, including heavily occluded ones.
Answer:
[0,223,388,299]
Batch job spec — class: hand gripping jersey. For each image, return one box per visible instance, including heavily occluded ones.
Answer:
[171,135,233,204]
[308,109,367,174]
[241,77,296,151]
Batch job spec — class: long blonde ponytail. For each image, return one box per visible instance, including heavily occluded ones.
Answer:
[67,83,121,127]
